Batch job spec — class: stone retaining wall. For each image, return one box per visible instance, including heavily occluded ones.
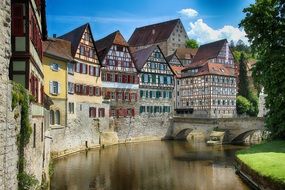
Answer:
[0,1,19,189]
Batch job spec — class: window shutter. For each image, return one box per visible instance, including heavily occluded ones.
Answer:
[89,65,91,75]
[49,81,53,94]
[141,74,144,83]
[122,91,125,101]
[86,85,89,95]
[80,63,83,73]
[132,108,135,117]
[115,74,118,82]
[58,82,61,94]
[12,4,24,36]
[93,86,96,96]
[127,75,131,83]
[129,93,131,101]
[140,90,143,98]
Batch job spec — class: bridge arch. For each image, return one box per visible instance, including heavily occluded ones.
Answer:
[231,129,261,143]
[174,128,194,140]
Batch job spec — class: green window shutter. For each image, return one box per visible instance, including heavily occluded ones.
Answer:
[142,74,145,83]
[150,91,152,98]
[163,91,166,98]
[156,91,159,99]
[140,90,143,98]
[152,75,156,84]
[146,91,149,98]
[169,92,172,99]
[140,106,143,113]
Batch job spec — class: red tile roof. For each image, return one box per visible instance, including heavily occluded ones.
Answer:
[182,61,235,78]
[43,38,72,61]
[128,19,180,47]
[170,65,185,78]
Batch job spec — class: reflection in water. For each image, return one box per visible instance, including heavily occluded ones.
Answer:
[51,141,249,190]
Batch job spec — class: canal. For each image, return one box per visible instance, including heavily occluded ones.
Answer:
[51,141,249,190]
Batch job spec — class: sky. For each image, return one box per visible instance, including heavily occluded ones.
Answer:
[46,0,255,45]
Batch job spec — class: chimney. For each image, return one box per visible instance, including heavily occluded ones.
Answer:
[53,34,57,38]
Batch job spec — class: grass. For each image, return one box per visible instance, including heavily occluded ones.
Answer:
[237,141,285,185]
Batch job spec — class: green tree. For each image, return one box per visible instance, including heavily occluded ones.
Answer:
[240,0,285,139]
[238,52,250,99]
[185,39,199,49]
[236,96,251,115]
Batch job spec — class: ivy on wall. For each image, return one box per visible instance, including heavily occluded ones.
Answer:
[12,83,38,190]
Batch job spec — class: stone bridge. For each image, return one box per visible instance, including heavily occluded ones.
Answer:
[165,117,265,143]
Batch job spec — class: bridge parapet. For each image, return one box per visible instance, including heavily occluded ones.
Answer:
[167,117,265,143]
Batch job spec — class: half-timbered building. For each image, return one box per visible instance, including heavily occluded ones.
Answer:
[59,23,109,125]
[166,52,185,110]
[180,39,237,118]
[96,31,138,118]
[133,45,175,116]
[10,0,47,103]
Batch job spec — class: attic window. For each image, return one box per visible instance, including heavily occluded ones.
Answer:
[220,68,225,72]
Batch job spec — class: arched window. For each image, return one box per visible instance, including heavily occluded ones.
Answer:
[55,110,60,125]
[50,110,54,125]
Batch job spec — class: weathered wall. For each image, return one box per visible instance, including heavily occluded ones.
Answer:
[24,114,47,185]
[50,102,110,158]
[0,0,19,189]
[113,114,171,141]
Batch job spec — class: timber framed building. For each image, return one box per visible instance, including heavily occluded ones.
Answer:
[133,45,175,116]
[59,23,109,125]
[96,31,138,118]
[180,39,237,118]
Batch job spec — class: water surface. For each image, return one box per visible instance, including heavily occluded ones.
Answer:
[51,141,249,190]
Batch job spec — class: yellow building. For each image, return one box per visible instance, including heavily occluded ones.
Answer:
[43,38,73,127]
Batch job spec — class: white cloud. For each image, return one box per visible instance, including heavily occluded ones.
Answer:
[178,8,198,18]
[187,19,248,45]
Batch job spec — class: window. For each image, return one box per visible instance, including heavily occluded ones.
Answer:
[98,108,105,117]
[89,107,96,118]
[41,123,44,142]
[80,45,85,55]
[89,49,94,58]
[95,87,101,96]
[76,62,81,73]
[68,63,74,74]
[68,82,74,94]
[89,66,95,76]
[82,64,87,74]
[50,110,54,125]
[50,63,59,71]
[68,102,74,114]
[95,67,100,77]
[49,81,60,95]
[33,124,36,148]
[140,106,145,113]
[55,110,60,125]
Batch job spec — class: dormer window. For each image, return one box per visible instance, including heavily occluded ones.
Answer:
[50,63,59,71]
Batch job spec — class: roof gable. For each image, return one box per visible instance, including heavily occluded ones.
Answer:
[133,45,157,71]
[166,52,183,67]
[192,39,227,63]
[95,31,129,62]
[59,23,88,57]
[128,19,180,47]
